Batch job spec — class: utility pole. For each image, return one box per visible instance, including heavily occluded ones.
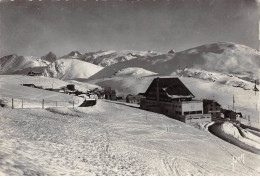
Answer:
[42,99,44,109]
[156,77,160,106]
[233,94,235,111]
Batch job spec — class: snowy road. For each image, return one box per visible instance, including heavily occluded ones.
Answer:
[0,100,259,175]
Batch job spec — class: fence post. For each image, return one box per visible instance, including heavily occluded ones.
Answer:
[42,99,44,109]
[56,101,57,107]
[12,98,14,109]
[73,100,74,109]
[22,99,23,109]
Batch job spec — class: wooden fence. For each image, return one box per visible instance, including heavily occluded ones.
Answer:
[9,98,81,109]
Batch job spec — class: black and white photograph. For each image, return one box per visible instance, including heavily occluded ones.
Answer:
[0,0,259,176]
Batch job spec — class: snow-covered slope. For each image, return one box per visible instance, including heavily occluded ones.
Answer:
[113,67,157,77]
[0,75,260,175]
[0,54,50,74]
[172,68,258,90]
[1,99,260,175]
[0,75,86,108]
[43,58,103,80]
[88,42,260,81]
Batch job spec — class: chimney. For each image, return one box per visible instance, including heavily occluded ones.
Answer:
[156,77,160,103]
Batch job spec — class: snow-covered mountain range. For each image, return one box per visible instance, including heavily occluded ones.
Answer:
[88,42,260,81]
[0,42,259,82]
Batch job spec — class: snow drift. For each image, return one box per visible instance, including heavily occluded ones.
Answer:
[208,121,260,154]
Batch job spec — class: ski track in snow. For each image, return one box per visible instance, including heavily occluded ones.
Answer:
[0,101,260,176]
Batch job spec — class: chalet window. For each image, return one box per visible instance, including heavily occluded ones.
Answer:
[184,112,189,115]
[191,111,196,114]
[196,111,202,114]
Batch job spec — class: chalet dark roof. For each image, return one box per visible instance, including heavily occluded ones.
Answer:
[203,99,221,107]
[144,77,194,99]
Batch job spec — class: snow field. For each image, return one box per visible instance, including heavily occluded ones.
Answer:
[1,101,259,175]
[0,75,86,108]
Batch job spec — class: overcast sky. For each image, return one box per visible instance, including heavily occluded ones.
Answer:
[0,0,259,57]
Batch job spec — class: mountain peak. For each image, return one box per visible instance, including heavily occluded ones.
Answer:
[68,51,82,57]
[168,49,175,54]
[60,51,83,59]
[41,52,57,63]
[0,54,18,60]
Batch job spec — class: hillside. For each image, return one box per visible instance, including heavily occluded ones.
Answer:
[0,75,86,108]
[0,54,50,75]
[0,83,259,175]
[88,42,260,81]
[43,58,103,80]
[172,68,258,90]
[113,67,157,77]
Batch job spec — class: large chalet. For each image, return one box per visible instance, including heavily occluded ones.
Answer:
[140,77,211,123]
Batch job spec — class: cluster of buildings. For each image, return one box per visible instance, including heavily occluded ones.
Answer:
[21,83,100,107]
[124,77,242,124]
[23,75,246,122]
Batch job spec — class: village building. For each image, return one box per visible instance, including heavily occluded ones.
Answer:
[104,87,117,101]
[27,71,42,76]
[67,84,76,91]
[203,99,221,121]
[22,84,36,88]
[221,109,242,122]
[126,94,145,104]
[140,77,211,123]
